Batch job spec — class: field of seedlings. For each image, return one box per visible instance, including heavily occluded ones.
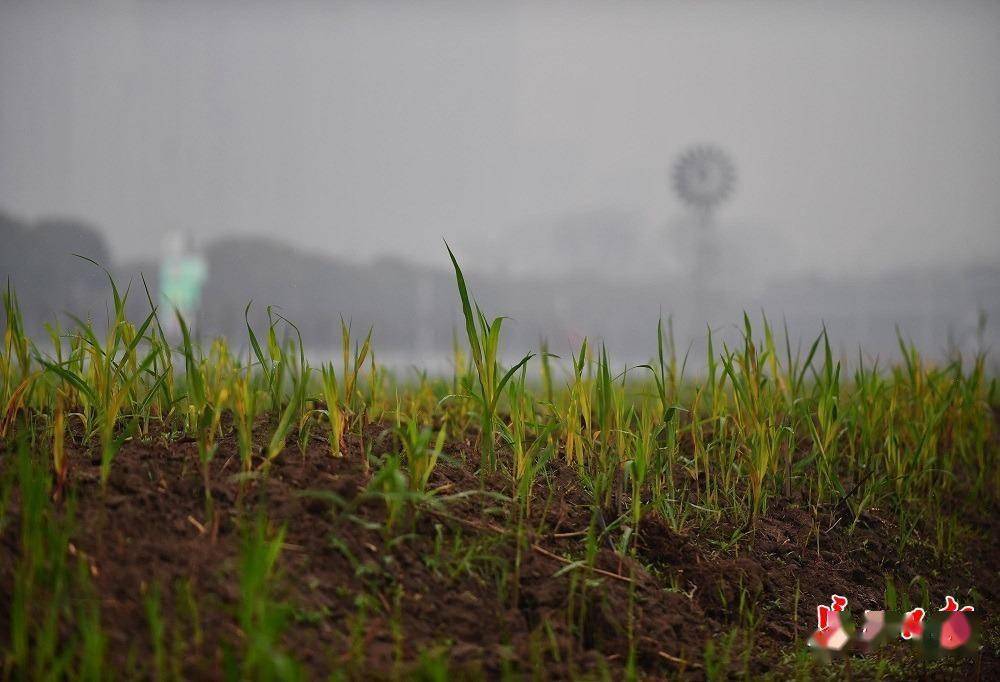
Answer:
[1,249,997,680]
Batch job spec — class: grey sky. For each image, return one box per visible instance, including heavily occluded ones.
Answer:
[1,0,998,280]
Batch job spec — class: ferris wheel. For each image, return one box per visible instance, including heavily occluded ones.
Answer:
[671,144,737,323]
[672,144,737,216]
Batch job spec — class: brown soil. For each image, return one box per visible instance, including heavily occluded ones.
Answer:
[1,418,997,680]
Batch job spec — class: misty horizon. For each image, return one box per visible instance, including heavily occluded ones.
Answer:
[2,204,997,373]
[2,0,999,284]
[2,0,999,369]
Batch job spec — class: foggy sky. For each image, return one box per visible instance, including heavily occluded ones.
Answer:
[2,0,999,281]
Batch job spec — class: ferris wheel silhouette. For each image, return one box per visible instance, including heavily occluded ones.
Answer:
[671,144,737,326]
[672,144,736,216]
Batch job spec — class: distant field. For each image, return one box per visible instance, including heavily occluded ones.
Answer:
[1,251,997,680]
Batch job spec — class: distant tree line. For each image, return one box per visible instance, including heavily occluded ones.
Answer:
[1,207,996,363]
[1,210,111,330]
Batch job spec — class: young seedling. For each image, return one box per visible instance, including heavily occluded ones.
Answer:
[245,304,309,464]
[38,261,164,488]
[238,517,300,679]
[397,417,447,495]
[445,243,533,475]
[316,363,346,458]
[177,312,228,513]
[231,362,261,472]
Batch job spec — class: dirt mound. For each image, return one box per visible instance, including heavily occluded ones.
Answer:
[2,419,997,679]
